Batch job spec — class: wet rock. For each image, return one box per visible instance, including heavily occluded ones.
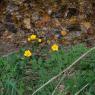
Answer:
[51,5,67,18]
[65,8,79,18]
[5,23,17,33]
[23,18,31,29]
[4,13,17,33]
[11,0,24,5]
[6,2,18,13]
[5,13,13,22]
[47,8,52,15]
[67,24,81,31]
[32,12,40,21]
[0,0,4,3]
[0,22,5,36]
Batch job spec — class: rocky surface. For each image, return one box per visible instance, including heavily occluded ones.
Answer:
[0,0,95,56]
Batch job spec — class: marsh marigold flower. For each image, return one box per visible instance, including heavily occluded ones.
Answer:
[27,34,37,41]
[51,44,59,51]
[30,34,37,40]
[24,50,32,57]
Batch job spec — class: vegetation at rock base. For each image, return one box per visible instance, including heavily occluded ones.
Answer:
[0,44,95,95]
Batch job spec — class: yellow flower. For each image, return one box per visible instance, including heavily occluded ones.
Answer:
[51,44,59,51]
[30,34,37,40]
[27,34,37,41]
[24,50,32,57]
[38,38,42,43]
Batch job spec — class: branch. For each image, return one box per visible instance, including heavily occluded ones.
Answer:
[75,83,89,95]
[2,51,17,58]
[51,75,65,95]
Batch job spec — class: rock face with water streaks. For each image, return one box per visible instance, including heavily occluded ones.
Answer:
[0,0,95,56]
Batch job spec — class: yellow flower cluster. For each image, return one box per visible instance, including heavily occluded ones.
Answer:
[28,34,37,41]
[28,34,42,43]
[24,34,59,57]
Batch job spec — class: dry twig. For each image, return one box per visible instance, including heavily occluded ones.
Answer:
[75,83,89,95]
[32,46,95,95]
